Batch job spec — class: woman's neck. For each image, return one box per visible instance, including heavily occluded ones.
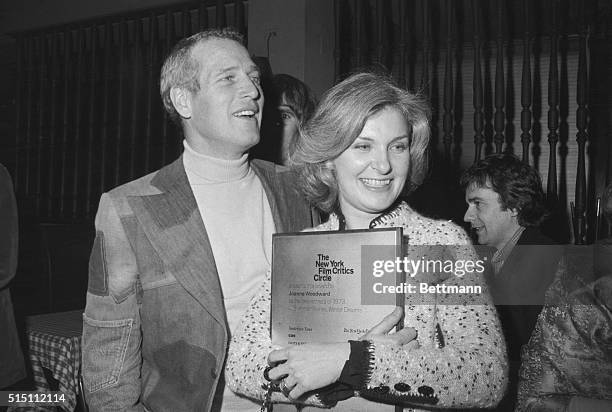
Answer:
[338,200,404,230]
[340,209,380,230]
[344,217,372,230]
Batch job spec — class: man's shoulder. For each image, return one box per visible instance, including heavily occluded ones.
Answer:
[251,158,300,186]
[251,158,293,175]
[107,171,158,198]
[106,158,182,199]
[0,163,12,187]
[518,227,558,245]
[506,227,563,271]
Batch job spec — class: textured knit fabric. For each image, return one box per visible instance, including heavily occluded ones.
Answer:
[226,202,508,410]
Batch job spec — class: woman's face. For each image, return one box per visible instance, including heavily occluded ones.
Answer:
[277,98,300,165]
[332,106,411,228]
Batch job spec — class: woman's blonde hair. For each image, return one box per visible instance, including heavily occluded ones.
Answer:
[291,72,431,213]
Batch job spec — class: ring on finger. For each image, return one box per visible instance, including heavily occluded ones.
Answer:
[279,380,291,397]
[263,366,272,382]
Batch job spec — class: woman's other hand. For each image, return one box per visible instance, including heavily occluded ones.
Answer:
[267,342,350,399]
[361,307,419,348]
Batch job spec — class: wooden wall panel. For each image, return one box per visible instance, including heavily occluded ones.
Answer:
[9,0,247,222]
[334,0,599,243]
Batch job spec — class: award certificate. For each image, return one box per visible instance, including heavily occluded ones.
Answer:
[271,228,404,346]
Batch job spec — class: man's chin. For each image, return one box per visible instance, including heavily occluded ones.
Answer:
[234,127,260,147]
[245,134,261,150]
[476,234,487,246]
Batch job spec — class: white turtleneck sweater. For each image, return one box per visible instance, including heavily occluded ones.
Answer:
[182,140,275,411]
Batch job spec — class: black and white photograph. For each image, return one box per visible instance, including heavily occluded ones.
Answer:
[0,1,611,411]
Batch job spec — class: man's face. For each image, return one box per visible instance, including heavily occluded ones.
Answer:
[181,38,263,159]
[464,183,521,250]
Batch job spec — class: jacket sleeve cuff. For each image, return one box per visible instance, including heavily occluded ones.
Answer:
[339,340,375,389]
[317,340,374,405]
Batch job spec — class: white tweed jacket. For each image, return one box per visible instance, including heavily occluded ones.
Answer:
[226,202,508,410]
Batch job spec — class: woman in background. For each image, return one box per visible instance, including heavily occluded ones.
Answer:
[226,72,507,410]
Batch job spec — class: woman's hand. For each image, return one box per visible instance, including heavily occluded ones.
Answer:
[267,342,350,399]
[266,307,418,399]
[361,307,419,348]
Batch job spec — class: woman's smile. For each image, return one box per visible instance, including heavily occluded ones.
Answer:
[359,178,393,188]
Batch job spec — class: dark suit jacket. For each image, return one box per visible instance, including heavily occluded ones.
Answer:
[491,227,562,350]
[489,227,562,411]
[82,157,319,411]
[0,164,26,388]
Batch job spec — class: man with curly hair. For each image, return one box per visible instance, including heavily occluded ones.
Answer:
[461,154,561,411]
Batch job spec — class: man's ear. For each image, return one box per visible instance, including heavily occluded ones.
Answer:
[509,208,519,218]
[325,160,335,171]
[170,87,192,119]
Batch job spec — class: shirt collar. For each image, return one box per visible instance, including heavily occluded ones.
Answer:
[182,140,250,183]
[491,226,526,269]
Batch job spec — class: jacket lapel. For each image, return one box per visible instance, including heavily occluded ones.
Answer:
[252,160,319,233]
[252,161,287,233]
[127,157,227,327]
